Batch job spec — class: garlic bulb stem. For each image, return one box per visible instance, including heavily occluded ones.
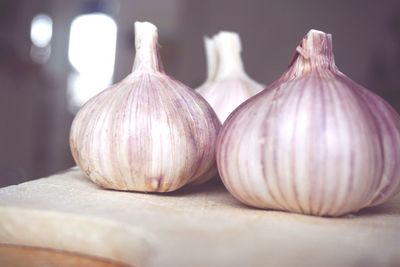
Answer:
[214,32,245,79]
[204,36,218,83]
[132,21,163,73]
[290,29,337,77]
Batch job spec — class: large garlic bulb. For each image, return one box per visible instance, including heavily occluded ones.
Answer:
[217,29,400,216]
[197,32,263,123]
[70,22,221,192]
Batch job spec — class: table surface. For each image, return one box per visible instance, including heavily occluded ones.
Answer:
[0,170,400,267]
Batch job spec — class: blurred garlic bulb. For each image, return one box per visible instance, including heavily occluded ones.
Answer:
[217,29,400,216]
[197,32,264,123]
[70,21,221,193]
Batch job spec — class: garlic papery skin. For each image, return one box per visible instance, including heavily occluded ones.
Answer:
[216,29,400,217]
[197,31,263,123]
[70,21,221,193]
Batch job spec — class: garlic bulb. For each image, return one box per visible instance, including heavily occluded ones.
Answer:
[70,21,221,192]
[216,29,400,216]
[197,32,263,123]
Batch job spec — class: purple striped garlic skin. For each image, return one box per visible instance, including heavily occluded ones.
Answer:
[197,32,263,123]
[216,30,400,216]
[70,22,221,192]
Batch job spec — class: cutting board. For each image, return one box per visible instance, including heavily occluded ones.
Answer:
[0,169,399,267]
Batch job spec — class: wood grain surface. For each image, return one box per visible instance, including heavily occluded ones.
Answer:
[0,244,128,267]
[0,170,399,267]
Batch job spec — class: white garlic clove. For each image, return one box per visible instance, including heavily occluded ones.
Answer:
[216,29,400,217]
[70,21,221,193]
[197,31,264,123]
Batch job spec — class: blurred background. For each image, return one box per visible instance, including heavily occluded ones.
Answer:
[0,0,399,187]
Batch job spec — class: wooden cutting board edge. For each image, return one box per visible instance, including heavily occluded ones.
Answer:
[0,243,131,267]
[0,205,153,267]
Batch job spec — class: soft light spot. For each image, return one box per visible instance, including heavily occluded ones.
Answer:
[30,14,53,48]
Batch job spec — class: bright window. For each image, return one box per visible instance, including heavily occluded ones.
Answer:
[67,13,117,111]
